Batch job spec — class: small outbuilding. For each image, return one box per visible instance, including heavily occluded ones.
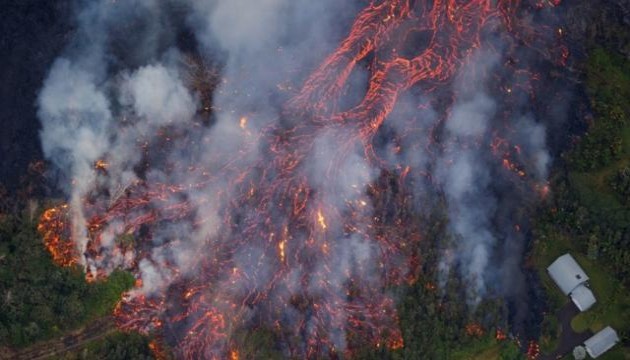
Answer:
[584,326,620,359]
[570,284,596,312]
[547,253,596,312]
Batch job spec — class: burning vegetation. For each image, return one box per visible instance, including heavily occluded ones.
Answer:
[38,204,78,267]
[36,0,570,358]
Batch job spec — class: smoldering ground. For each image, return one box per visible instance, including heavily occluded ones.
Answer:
[37,0,574,356]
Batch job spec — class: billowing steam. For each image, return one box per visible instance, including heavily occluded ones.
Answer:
[434,50,551,304]
[37,0,566,357]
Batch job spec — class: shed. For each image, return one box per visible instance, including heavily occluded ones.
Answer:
[547,253,589,295]
[570,284,596,312]
[584,326,620,358]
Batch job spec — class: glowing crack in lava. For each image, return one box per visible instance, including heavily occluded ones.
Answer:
[39,0,565,358]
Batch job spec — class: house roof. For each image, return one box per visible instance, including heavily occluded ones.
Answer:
[570,284,596,312]
[584,326,620,358]
[547,253,589,295]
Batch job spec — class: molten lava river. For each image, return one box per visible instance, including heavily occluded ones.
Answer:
[38,0,568,358]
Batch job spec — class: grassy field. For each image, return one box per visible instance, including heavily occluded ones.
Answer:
[450,335,521,360]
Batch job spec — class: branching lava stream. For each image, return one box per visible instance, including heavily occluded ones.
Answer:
[39,0,565,358]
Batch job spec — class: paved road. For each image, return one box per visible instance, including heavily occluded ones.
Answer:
[540,302,593,360]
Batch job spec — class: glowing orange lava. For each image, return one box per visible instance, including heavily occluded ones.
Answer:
[38,204,78,267]
[38,0,564,358]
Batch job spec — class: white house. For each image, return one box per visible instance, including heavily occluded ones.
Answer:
[547,254,596,312]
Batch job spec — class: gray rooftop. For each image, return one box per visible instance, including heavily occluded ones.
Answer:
[584,326,620,358]
[547,253,589,295]
[570,284,596,312]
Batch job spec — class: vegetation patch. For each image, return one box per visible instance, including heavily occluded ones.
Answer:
[50,331,155,360]
[0,211,135,348]
[531,47,630,358]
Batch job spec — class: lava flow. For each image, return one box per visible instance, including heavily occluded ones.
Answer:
[39,0,565,358]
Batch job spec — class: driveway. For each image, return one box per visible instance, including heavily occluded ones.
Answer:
[540,301,593,360]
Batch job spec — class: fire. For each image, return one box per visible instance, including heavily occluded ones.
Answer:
[527,340,540,359]
[38,0,566,358]
[388,336,404,350]
[149,340,169,360]
[94,159,109,171]
[536,183,551,199]
[316,209,327,230]
[278,239,286,263]
[501,157,527,178]
[37,204,79,267]
[465,323,485,338]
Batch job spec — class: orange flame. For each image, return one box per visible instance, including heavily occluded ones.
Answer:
[316,209,327,230]
[95,159,109,171]
[465,323,484,338]
[37,204,79,267]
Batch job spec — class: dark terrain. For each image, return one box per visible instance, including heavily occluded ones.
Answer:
[0,1,72,191]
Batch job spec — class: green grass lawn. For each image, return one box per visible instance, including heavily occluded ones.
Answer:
[450,335,521,360]
[455,343,501,360]
[450,335,497,360]
[569,253,630,334]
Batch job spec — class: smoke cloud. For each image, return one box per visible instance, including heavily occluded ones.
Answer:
[37,0,566,356]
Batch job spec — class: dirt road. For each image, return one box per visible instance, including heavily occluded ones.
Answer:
[0,317,117,360]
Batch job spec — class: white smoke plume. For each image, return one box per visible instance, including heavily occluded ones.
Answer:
[39,58,112,263]
[38,0,371,349]
[36,0,563,355]
[433,49,552,304]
